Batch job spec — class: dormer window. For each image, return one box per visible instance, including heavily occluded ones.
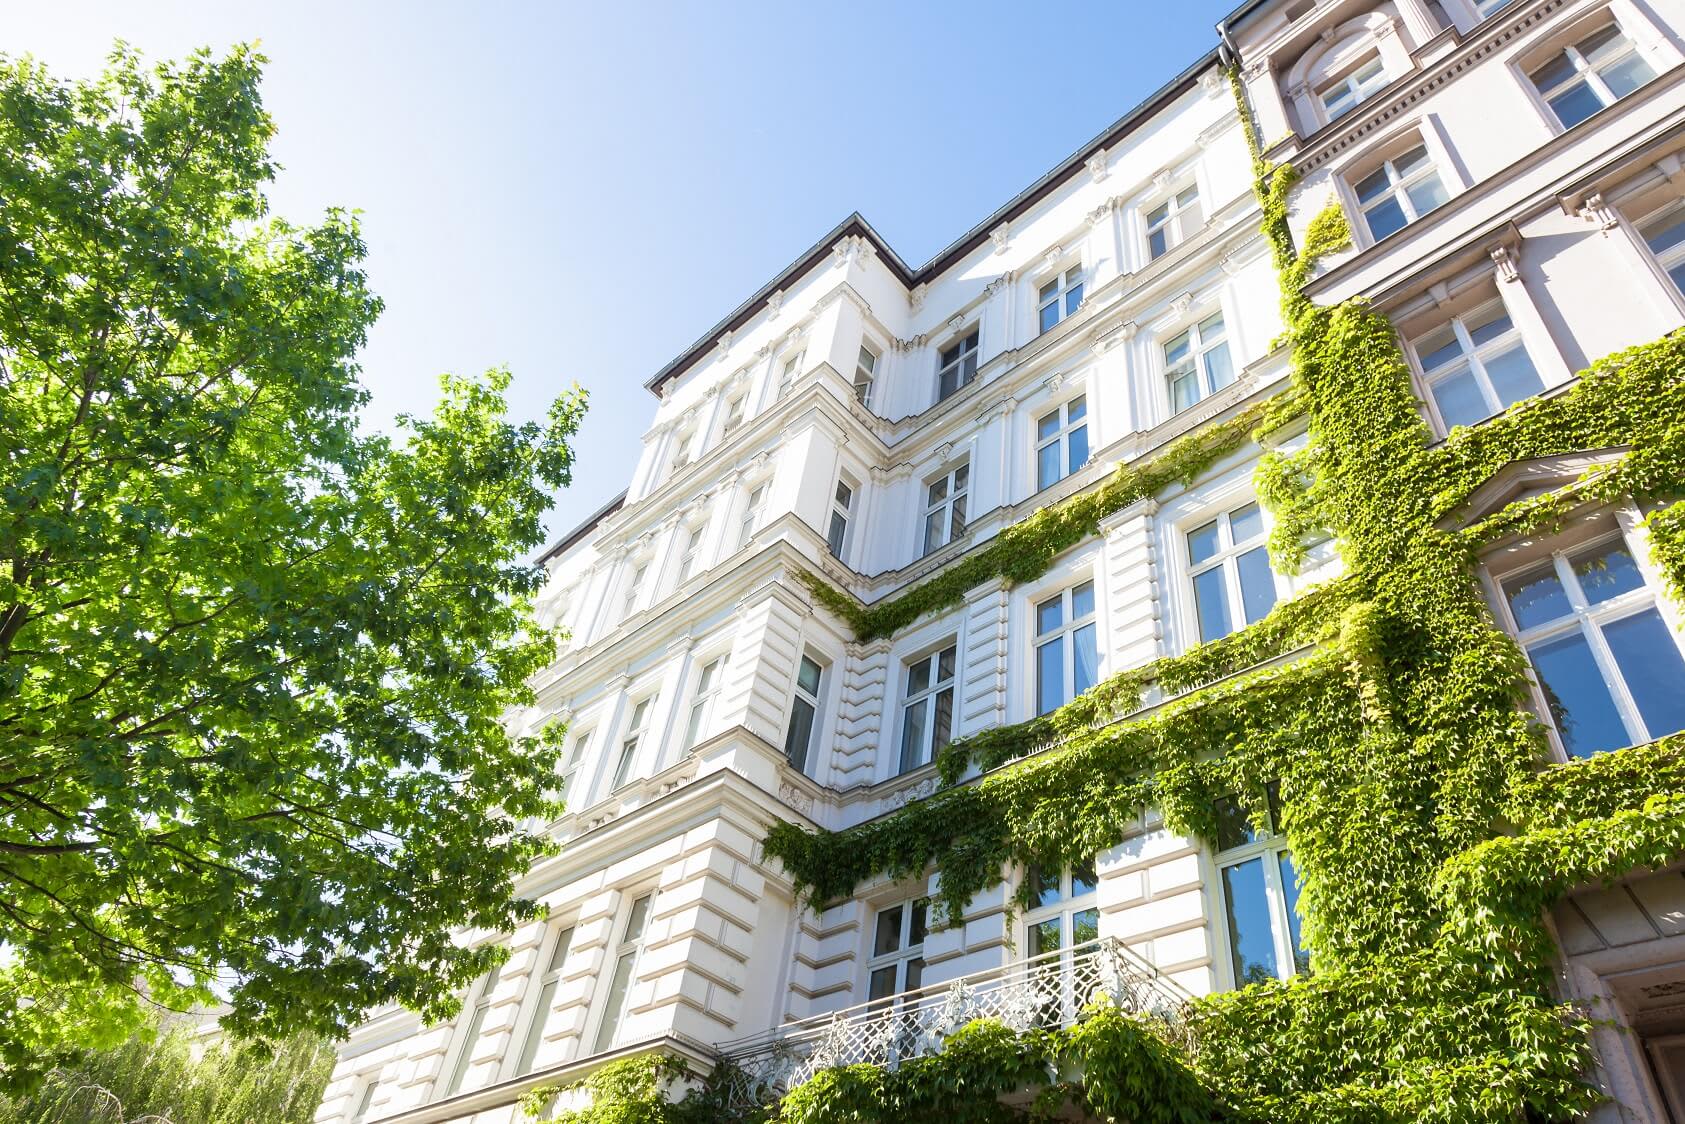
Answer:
[1037,265,1085,334]
[937,329,980,401]
[1318,52,1386,121]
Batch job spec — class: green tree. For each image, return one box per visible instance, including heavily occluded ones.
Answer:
[0,44,585,1085]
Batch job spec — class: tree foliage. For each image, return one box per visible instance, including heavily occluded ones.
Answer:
[0,44,586,1084]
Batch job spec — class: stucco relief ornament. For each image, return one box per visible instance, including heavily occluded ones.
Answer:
[990,222,1011,255]
[1086,148,1109,182]
[1171,292,1195,318]
[1579,192,1621,232]
[715,330,733,360]
[766,289,784,319]
[910,282,928,311]
[888,777,938,809]
[1490,244,1520,284]
[778,781,814,816]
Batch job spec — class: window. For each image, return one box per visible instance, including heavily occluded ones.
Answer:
[866,897,929,1005]
[593,893,652,1053]
[611,697,653,791]
[514,925,574,1075]
[1036,395,1090,491]
[1499,530,1685,758]
[1035,580,1098,715]
[1024,862,1100,1025]
[1529,23,1655,130]
[1165,311,1235,414]
[1318,53,1387,122]
[1188,501,1277,644]
[855,345,878,408]
[1146,185,1202,260]
[898,645,956,774]
[738,483,767,551]
[668,429,695,475]
[827,480,853,558]
[1639,200,1685,293]
[722,392,746,437]
[558,727,592,812]
[1353,144,1449,242]
[683,657,723,750]
[784,655,823,772]
[937,329,980,401]
[1475,0,1518,16]
[621,561,648,621]
[676,522,705,584]
[352,1081,377,1123]
[923,462,969,555]
[777,352,805,401]
[1215,792,1307,986]
[443,962,500,1096]
[1411,299,1544,430]
[1038,265,1086,333]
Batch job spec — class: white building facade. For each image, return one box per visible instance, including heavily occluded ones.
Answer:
[316,0,1685,1117]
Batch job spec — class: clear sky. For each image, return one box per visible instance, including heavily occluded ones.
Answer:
[8,0,1240,543]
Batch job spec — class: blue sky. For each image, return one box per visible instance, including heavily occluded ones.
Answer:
[11,0,1240,541]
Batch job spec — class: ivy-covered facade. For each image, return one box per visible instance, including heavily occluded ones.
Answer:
[322,1,1685,1121]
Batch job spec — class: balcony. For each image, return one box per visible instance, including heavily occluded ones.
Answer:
[714,936,1192,1111]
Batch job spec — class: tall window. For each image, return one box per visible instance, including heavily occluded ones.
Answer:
[722,392,746,438]
[611,697,653,791]
[1038,266,1085,334]
[739,483,767,551]
[1165,312,1235,414]
[676,522,705,584]
[827,480,854,558]
[558,727,592,813]
[923,462,969,555]
[1146,185,1202,260]
[1353,144,1448,242]
[937,329,980,401]
[784,655,823,773]
[1499,530,1685,758]
[1410,299,1544,430]
[352,1081,378,1123]
[777,352,805,401]
[1215,792,1307,986]
[514,925,574,1075]
[867,897,929,1005]
[1188,501,1277,644]
[683,657,723,750]
[443,962,501,1096]
[593,893,653,1053]
[1529,23,1655,130]
[668,429,695,475]
[1639,201,1685,293]
[1036,580,1098,715]
[1024,862,1099,957]
[855,345,878,408]
[898,645,956,774]
[621,561,648,621]
[1318,53,1386,121]
[1036,395,1090,491]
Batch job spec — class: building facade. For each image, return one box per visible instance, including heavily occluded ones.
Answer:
[316,0,1685,1120]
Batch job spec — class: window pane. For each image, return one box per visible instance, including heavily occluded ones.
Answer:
[1214,795,1261,851]
[907,656,932,696]
[1071,581,1095,619]
[1431,366,1489,429]
[910,901,929,946]
[1194,567,1234,642]
[924,509,945,555]
[684,700,706,749]
[905,957,925,992]
[927,477,948,505]
[1170,369,1200,413]
[1365,198,1409,241]
[1394,145,1431,176]
[1037,636,1065,715]
[1223,858,1283,984]
[938,647,956,681]
[1530,51,1578,89]
[1040,302,1061,334]
[1405,173,1449,217]
[1203,340,1235,392]
[1029,917,1062,957]
[1549,82,1605,129]
[868,966,898,1003]
[1643,209,1685,256]
[1530,630,1630,757]
[1416,326,1464,371]
[798,656,822,693]
[1036,596,1064,635]
[593,952,637,1052]
[1073,622,1099,697]
[1030,866,1061,907]
[1229,502,1264,543]
[951,493,967,537]
[1066,280,1084,315]
[1073,907,1100,946]
[1149,228,1168,259]
[1038,441,1062,490]
[1600,51,1655,97]
[1571,541,1644,604]
[1465,305,1514,345]
[446,1004,488,1093]
[934,686,954,749]
[1504,565,1572,630]
[827,512,846,555]
[1072,862,1099,897]
[1068,423,1089,474]
[1602,609,1685,742]
[1188,520,1221,565]
[1068,395,1088,421]
[516,979,560,1074]
[1278,851,1310,975]
[1147,203,1169,227]
[1037,409,1062,441]
[1236,546,1279,626]
[1355,168,1394,203]
[1482,344,1543,409]
[1164,331,1191,366]
[784,698,816,771]
[874,906,903,956]
[900,701,927,774]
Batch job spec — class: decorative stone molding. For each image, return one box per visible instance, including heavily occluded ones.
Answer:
[778,781,815,817]
[886,776,939,809]
[935,441,954,463]
[1170,292,1195,318]
[990,223,1011,255]
[1199,69,1226,97]
[894,334,928,352]
[910,282,928,311]
[1197,113,1237,150]
[1152,168,1174,193]
[715,330,733,359]
[947,314,967,335]
[767,289,784,319]
[1579,192,1621,232]
[1087,197,1118,226]
[1490,243,1520,284]
[1089,320,1138,355]
[983,272,1013,298]
[1086,149,1109,182]
[1045,371,1067,394]
[1043,246,1065,272]
[1218,251,1246,277]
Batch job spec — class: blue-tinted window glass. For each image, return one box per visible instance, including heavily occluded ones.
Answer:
[1188,521,1221,565]
[1530,631,1628,757]
[1037,636,1065,716]
[1071,582,1095,619]
[1230,503,1264,543]
[1278,851,1310,975]
[1570,541,1644,605]
[1236,546,1279,626]
[1365,198,1409,242]
[1504,566,1572,630]
[1194,568,1233,642]
[1483,345,1543,409]
[1549,84,1605,129]
[1214,795,1261,851]
[1071,862,1098,897]
[1432,367,1488,428]
[1038,442,1061,490]
[1222,858,1282,985]
[1068,423,1089,474]
[1036,596,1063,636]
[1073,623,1099,697]
[1603,609,1685,742]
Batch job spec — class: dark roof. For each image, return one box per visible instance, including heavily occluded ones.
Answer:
[643,48,1223,399]
[538,489,626,566]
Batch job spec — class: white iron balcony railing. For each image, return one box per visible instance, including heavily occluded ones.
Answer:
[714,936,1192,1111]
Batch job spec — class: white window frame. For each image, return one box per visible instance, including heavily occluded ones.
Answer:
[855,343,879,408]
[512,922,575,1076]
[668,428,695,475]
[1349,140,1449,245]
[1035,394,1090,492]
[1037,264,1086,334]
[1163,310,1235,415]
[897,642,957,775]
[1212,793,1306,989]
[1316,51,1387,123]
[865,896,929,1007]
[936,328,980,401]
[558,726,592,813]
[776,350,806,401]
[1034,578,1099,716]
[1185,500,1280,645]
[721,391,747,438]
[826,478,854,559]
[1145,182,1203,261]
[610,696,654,792]
[351,1078,378,1122]
[683,655,725,751]
[676,521,706,584]
[621,560,649,622]
[784,653,825,774]
[1526,18,1656,133]
[1489,513,1685,761]
[738,481,768,551]
[1407,297,1544,433]
[1636,198,1685,296]
[440,959,501,1098]
[591,891,654,1054]
[922,461,970,556]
